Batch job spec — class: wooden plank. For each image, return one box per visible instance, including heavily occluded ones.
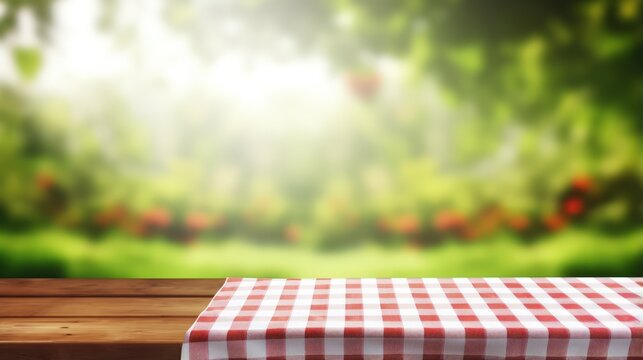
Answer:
[0,278,225,297]
[0,296,212,317]
[0,317,195,343]
[0,343,182,360]
[0,279,224,360]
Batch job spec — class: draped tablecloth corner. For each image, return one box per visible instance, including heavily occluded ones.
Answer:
[183,277,642,359]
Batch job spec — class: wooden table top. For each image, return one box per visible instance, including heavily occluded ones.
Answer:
[0,279,225,360]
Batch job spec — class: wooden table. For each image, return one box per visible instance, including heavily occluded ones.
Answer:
[0,279,224,360]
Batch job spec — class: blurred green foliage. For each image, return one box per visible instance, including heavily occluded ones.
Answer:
[0,228,641,278]
[0,0,641,277]
[12,46,41,81]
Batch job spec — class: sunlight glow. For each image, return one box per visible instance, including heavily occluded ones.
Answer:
[35,0,344,116]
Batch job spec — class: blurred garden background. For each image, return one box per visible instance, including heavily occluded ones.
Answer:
[0,0,641,278]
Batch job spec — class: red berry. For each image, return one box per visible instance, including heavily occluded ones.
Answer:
[141,208,171,228]
[544,214,566,231]
[461,226,479,241]
[394,214,420,235]
[185,212,210,231]
[571,175,593,192]
[433,211,466,231]
[36,172,56,191]
[284,224,301,243]
[563,198,584,216]
[507,215,530,231]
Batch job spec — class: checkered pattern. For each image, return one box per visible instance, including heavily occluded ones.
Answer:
[182,278,642,359]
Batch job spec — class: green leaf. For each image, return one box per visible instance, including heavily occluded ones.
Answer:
[13,47,42,81]
[446,44,484,76]
[593,34,636,60]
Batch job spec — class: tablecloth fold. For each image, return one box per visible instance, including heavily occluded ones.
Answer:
[183,277,642,359]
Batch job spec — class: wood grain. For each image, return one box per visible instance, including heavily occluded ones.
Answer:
[0,343,183,360]
[0,278,225,360]
[0,296,211,317]
[0,317,196,343]
[0,278,225,297]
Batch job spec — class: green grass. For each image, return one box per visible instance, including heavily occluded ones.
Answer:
[0,228,641,277]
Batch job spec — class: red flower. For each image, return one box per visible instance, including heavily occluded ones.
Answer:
[433,211,466,231]
[127,221,147,237]
[36,171,56,191]
[185,212,210,231]
[544,214,566,231]
[507,215,530,231]
[563,198,584,216]
[461,226,479,241]
[94,205,128,228]
[284,224,301,244]
[394,214,421,235]
[141,208,171,228]
[571,175,593,192]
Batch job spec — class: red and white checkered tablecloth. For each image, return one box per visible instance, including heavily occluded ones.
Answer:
[182,278,642,359]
